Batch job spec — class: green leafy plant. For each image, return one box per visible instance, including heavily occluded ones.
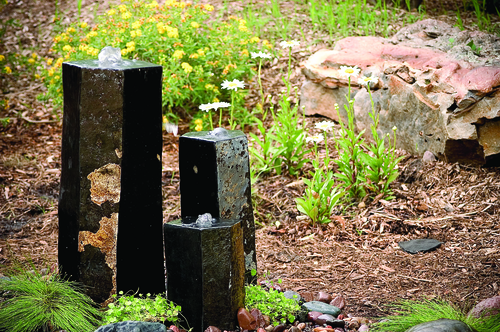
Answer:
[0,265,102,332]
[296,124,344,224]
[245,283,301,325]
[373,297,500,332]
[103,291,183,326]
[39,0,268,116]
[467,39,482,55]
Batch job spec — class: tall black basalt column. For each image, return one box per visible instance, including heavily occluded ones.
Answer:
[179,129,257,284]
[59,59,165,303]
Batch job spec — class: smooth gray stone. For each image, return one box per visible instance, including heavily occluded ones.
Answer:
[94,321,167,332]
[283,290,302,303]
[399,239,443,254]
[302,301,341,316]
[405,319,478,332]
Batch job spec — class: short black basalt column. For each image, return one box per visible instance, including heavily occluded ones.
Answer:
[164,218,245,332]
[59,59,165,303]
[179,129,257,284]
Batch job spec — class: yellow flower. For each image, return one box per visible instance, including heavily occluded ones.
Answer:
[203,4,214,11]
[238,24,248,32]
[0,55,4,61]
[135,29,142,37]
[181,62,192,73]
[190,22,200,28]
[78,44,87,51]
[31,53,37,59]
[130,30,136,38]
[86,31,97,38]
[240,49,249,57]
[54,35,62,43]
[118,4,127,12]
[4,66,12,74]
[250,36,260,43]
[127,45,135,52]
[34,74,40,79]
[67,27,76,33]
[172,50,185,59]
[262,39,273,49]
[240,40,248,45]
[126,41,135,48]
[55,75,60,80]
[189,53,199,59]
[121,49,129,56]
[149,0,159,8]
[63,45,72,52]
[47,58,53,65]
[28,58,35,64]
[167,27,178,38]
[107,9,116,15]
[195,124,203,131]
[213,97,219,103]
[132,21,141,29]
[205,84,214,90]
[197,49,205,56]
[194,119,203,125]
[121,12,132,19]
[81,22,88,28]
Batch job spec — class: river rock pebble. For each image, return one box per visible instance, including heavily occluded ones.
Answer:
[289,326,301,332]
[358,324,369,332]
[302,301,341,316]
[468,295,500,318]
[317,291,333,303]
[297,323,306,330]
[204,327,221,332]
[273,324,286,332]
[329,295,346,310]
[251,308,266,328]
[307,311,323,322]
[238,308,257,330]
[405,319,478,331]
[284,290,302,303]
[95,321,167,332]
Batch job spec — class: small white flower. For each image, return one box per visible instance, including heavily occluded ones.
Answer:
[212,102,231,109]
[221,79,245,91]
[306,135,323,143]
[339,66,361,78]
[251,51,273,59]
[279,40,300,48]
[199,104,213,112]
[392,126,397,131]
[163,123,178,136]
[358,75,378,86]
[315,121,335,131]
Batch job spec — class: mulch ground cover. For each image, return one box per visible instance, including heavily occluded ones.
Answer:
[0,0,499,322]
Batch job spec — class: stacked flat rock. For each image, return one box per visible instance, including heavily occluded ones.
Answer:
[300,19,500,166]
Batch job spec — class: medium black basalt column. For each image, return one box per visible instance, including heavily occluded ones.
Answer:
[59,59,165,303]
[179,129,257,284]
[164,219,245,332]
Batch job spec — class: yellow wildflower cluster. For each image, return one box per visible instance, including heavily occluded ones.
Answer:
[240,49,249,57]
[194,119,203,131]
[189,54,199,59]
[250,36,260,43]
[146,0,159,8]
[130,29,142,38]
[156,22,179,38]
[181,62,192,74]
[132,21,142,29]
[222,63,237,75]
[0,55,4,61]
[262,39,273,49]
[121,41,136,55]
[4,66,11,74]
[190,22,200,28]
[172,50,185,59]
[81,22,88,28]
[79,44,99,57]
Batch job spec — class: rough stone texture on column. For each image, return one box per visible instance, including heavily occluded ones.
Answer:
[164,219,245,332]
[300,19,500,166]
[179,129,257,284]
[59,59,165,303]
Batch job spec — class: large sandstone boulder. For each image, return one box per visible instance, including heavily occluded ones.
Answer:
[300,19,500,166]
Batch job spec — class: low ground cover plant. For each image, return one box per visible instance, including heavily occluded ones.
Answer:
[245,282,301,326]
[103,291,183,326]
[373,297,500,332]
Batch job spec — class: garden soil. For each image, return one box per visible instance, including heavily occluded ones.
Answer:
[0,0,499,321]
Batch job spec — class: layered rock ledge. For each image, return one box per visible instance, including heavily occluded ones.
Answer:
[300,19,500,166]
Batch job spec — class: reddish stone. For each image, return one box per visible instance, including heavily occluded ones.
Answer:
[317,291,332,303]
[273,325,286,332]
[250,308,266,328]
[170,326,180,332]
[300,291,314,302]
[307,311,323,322]
[257,328,267,332]
[238,308,257,330]
[204,327,221,332]
[469,296,500,318]
[329,295,346,310]
[262,315,270,326]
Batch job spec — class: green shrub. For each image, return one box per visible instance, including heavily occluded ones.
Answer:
[0,269,102,332]
[39,0,270,118]
[103,291,183,326]
[245,283,301,326]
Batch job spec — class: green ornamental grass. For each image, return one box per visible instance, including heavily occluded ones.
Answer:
[373,298,500,332]
[0,270,102,332]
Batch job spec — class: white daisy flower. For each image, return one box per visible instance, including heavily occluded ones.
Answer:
[199,103,213,112]
[358,75,378,86]
[315,121,335,131]
[306,135,323,143]
[339,66,361,78]
[212,102,231,109]
[279,40,300,48]
[251,51,273,59]
[221,79,245,91]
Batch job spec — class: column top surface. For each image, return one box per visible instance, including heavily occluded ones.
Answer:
[182,129,245,142]
[64,59,161,70]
